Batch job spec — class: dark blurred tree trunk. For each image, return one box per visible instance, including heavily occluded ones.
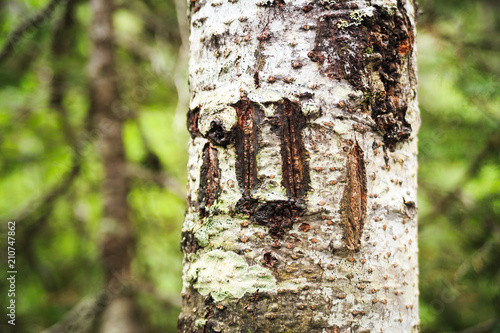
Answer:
[89,0,143,331]
[179,0,420,332]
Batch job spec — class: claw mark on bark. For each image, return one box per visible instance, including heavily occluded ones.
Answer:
[233,98,309,238]
[277,99,310,199]
[199,144,220,217]
[341,141,367,251]
[234,97,260,197]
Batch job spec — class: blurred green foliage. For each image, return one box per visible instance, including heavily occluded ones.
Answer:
[0,0,186,331]
[0,0,498,332]
[418,0,500,332]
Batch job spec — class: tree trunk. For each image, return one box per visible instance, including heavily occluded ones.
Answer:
[179,0,420,332]
[89,0,143,331]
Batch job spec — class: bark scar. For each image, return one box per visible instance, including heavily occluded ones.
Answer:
[341,140,367,251]
[198,143,221,217]
[234,97,260,197]
[309,4,415,149]
[277,98,310,199]
[233,98,309,238]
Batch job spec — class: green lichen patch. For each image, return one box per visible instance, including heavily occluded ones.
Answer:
[186,250,277,301]
[194,215,239,247]
[194,318,207,329]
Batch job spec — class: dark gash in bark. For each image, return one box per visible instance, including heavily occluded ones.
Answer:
[233,97,260,198]
[198,144,221,217]
[254,200,305,238]
[276,98,310,199]
[341,140,367,251]
[232,98,310,237]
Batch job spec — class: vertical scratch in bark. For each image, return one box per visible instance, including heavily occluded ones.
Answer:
[199,144,220,217]
[234,98,259,197]
[278,99,310,199]
[341,141,367,251]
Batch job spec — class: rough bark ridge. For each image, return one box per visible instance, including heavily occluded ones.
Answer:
[180,0,420,332]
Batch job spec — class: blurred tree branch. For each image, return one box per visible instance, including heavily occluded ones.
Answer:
[17,156,80,291]
[50,0,79,149]
[41,292,108,333]
[443,319,500,333]
[130,116,185,197]
[420,132,500,225]
[16,0,84,291]
[454,228,500,283]
[0,0,68,63]
[117,0,181,45]
[127,163,184,198]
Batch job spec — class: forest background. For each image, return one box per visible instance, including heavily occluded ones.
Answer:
[0,0,499,332]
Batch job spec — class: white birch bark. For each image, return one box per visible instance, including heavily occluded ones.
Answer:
[179,0,420,331]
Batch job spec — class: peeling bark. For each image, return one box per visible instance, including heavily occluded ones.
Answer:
[310,0,415,149]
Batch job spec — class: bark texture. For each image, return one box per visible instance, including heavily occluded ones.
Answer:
[180,0,420,332]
